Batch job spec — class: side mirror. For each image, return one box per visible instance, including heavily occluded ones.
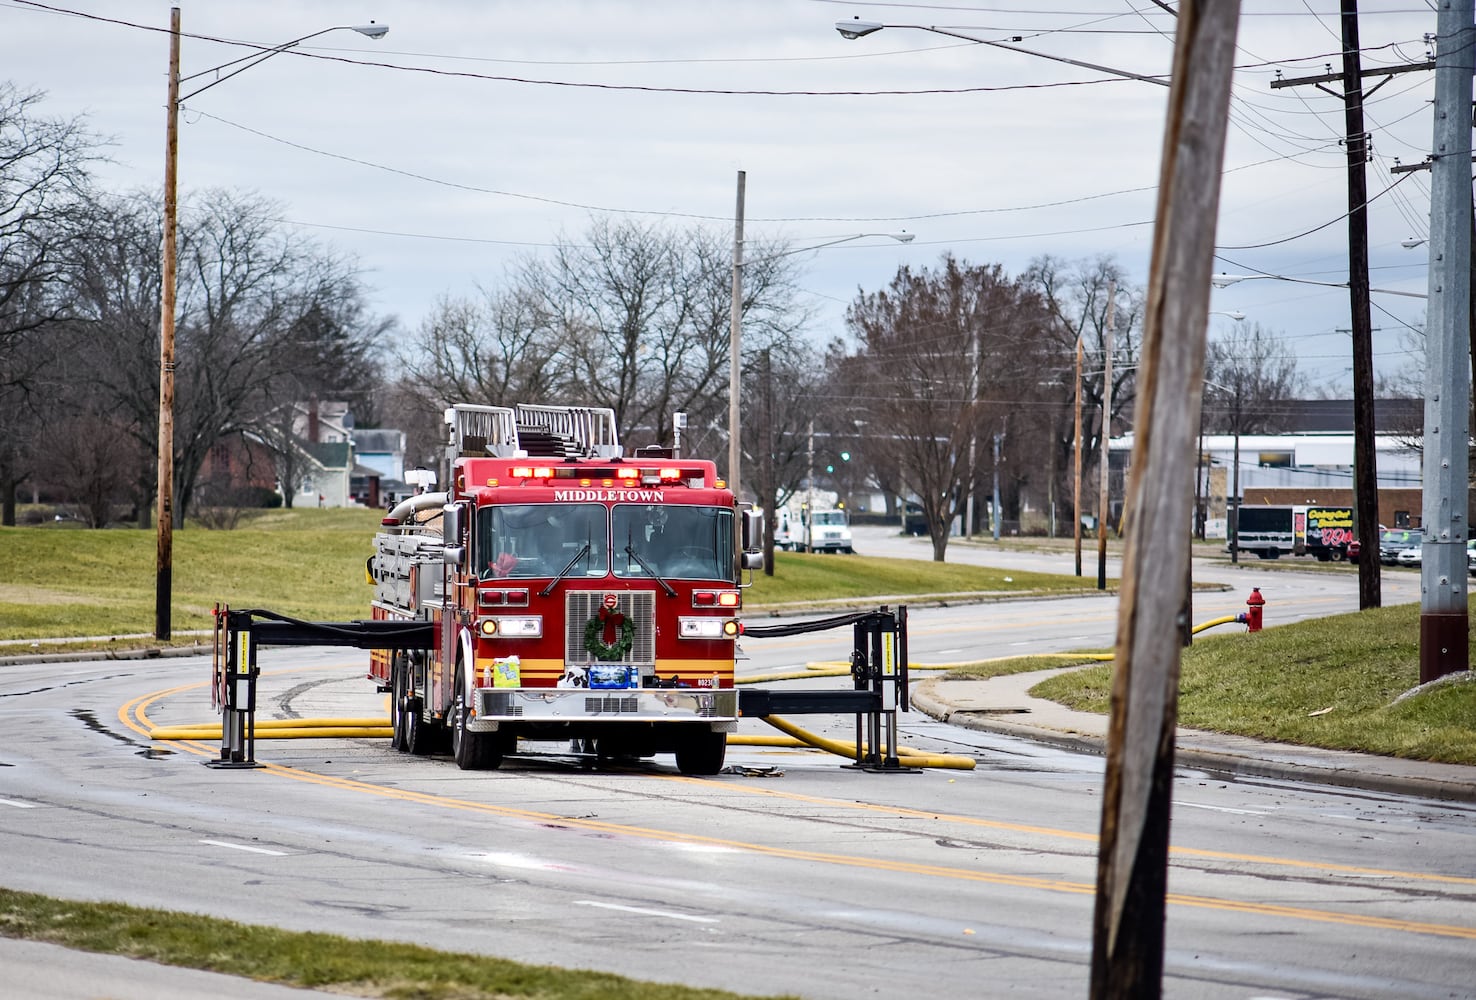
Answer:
[741,508,763,553]
[442,503,466,569]
[741,551,764,570]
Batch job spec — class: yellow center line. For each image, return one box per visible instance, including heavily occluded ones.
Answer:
[122,675,1476,941]
[652,775,1476,887]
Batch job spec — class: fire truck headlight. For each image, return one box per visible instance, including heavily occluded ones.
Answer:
[678,617,732,640]
[481,616,542,638]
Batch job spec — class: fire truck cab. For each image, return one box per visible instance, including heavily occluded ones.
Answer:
[370,403,760,775]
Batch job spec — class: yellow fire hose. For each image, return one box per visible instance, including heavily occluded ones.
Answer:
[149,726,392,741]
[1192,614,1241,634]
[754,715,976,770]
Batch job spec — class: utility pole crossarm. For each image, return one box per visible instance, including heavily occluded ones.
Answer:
[1269,59,1433,90]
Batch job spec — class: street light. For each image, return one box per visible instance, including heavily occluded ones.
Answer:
[154,9,388,640]
[726,178,912,507]
[1196,314,1247,542]
[835,18,1170,88]
[1202,378,1243,564]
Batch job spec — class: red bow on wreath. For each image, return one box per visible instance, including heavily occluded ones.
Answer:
[598,605,625,643]
[584,604,636,661]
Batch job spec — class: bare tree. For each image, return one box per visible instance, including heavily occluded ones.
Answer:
[841,254,1053,560]
[1202,323,1303,435]
[56,190,388,524]
[394,286,566,420]
[35,411,145,527]
[749,339,829,573]
[527,217,806,452]
[1023,255,1143,529]
[0,84,99,523]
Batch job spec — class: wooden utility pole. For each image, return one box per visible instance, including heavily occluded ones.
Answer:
[1074,334,1084,576]
[155,7,181,641]
[728,170,745,503]
[1090,4,1240,997]
[761,348,776,577]
[1339,0,1382,611]
[1097,282,1116,590]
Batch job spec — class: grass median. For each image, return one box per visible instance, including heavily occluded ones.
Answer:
[0,510,1107,646]
[0,887,797,1000]
[973,600,1476,765]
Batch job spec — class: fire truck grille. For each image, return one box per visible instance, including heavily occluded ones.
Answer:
[565,591,656,666]
[585,696,641,714]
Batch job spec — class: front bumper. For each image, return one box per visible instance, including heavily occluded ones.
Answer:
[470,687,738,730]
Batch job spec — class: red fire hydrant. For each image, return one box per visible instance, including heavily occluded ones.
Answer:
[1238,587,1265,633]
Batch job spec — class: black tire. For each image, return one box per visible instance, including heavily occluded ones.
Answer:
[403,695,433,756]
[674,729,727,776]
[451,667,504,771]
[390,655,409,752]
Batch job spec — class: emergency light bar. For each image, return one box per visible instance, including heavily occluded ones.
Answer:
[497,464,707,487]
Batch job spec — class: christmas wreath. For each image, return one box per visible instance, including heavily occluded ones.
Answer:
[584,604,635,661]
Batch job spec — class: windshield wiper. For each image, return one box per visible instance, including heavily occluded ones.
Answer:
[539,541,591,597]
[625,544,676,598]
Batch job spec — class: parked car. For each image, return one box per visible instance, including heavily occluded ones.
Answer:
[1468,538,1476,577]
[1396,545,1422,567]
[1347,539,1361,563]
[1379,529,1420,565]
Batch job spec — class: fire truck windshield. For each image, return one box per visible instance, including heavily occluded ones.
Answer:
[478,503,608,579]
[613,504,733,581]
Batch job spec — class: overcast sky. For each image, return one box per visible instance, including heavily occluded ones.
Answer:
[1,1,1443,393]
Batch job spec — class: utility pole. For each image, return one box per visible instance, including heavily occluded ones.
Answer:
[1090,4,1240,997]
[1419,0,1473,682]
[1074,333,1084,576]
[762,347,776,577]
[155,7,181,641]
[1097,280,1116,591]
[1269,0,1437,610]
[1230,388,1242,564]
[1338,0,1381,611]
[728,170,745,505]
[991,430,1003,540]
[965,327,981,536]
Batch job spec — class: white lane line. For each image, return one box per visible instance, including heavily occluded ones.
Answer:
[573,900,719,924]
[200,839,289,856]
[1176,801,1269,816]
[0,797,38,809]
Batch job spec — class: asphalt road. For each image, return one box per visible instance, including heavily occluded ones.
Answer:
[3,534,1474,1000]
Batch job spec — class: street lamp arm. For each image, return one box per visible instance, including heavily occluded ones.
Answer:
[836,21,1170,88]
[1210,272,1426,299]
[740,231,913,267]
[179,23,388,103]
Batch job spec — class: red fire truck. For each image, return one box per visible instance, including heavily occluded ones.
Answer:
[369,403,761,775]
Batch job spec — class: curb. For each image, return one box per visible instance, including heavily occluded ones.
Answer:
[908,686,1476,805]
[0,644,212,666]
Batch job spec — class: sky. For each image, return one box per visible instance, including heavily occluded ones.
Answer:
[0,1,1444,395]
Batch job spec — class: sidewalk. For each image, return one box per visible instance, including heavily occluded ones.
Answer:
[911,667,1476,804]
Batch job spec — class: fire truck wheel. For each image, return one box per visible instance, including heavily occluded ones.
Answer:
[674,729,727,776]
[390,656,410,752]
[451,668,504,771]
[403,696,433,756]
